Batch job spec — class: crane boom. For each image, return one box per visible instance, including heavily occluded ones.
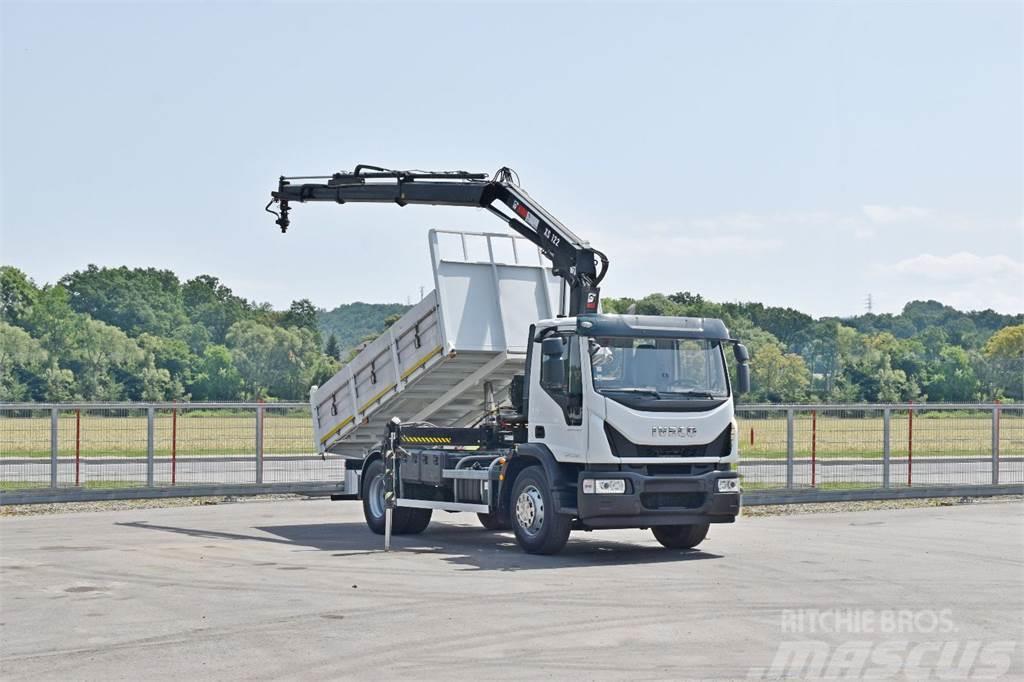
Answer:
[267,165,608,315]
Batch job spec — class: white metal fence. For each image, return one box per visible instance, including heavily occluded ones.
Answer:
[1,402,1021,504]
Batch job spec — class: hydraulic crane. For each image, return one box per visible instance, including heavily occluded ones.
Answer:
[267,165,608,316]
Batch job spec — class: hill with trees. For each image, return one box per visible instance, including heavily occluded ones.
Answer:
[318,301,410,353]
[1,265,1020,403]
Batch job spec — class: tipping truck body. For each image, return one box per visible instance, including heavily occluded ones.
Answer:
[271,165,750,554]
[312,228,560,460]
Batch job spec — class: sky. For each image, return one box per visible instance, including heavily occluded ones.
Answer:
[1,1,1022,318]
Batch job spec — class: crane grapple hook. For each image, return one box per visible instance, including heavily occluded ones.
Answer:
[264,199,291,233]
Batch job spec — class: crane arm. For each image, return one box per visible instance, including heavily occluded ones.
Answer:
[268,165,608,315]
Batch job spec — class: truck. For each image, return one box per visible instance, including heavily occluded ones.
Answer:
[267,165,750,554]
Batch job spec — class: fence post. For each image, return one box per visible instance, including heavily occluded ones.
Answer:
[75,408,81,487]
[907,400,914,487]
[146,406,155,487]
[882,407,891,488]
[171,405,177,486]
[785,409,794,489]
[992,401,1000,485]
[50,407,58,488]
[255,402,264,484]
[811,409,817,488]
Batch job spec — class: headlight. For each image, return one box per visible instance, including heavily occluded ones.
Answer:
[717,478,741,493]
[582,478,627,494]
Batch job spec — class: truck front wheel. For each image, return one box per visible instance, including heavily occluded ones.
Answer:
[361,459,432,535]
[651,523,709,549]
[510,466,571,554]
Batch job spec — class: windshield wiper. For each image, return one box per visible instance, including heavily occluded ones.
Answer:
[665,390,720,399]
[602,388,662,399]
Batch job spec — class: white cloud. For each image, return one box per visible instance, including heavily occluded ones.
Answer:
[875,252,1024,312]
[886,252,1023,280]
[862,205,931,224]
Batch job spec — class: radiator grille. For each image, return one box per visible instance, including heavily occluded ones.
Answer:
[605,423,730,458]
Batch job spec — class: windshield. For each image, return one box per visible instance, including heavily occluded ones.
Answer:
[588,336,729,399]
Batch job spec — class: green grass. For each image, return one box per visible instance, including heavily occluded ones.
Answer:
[739,479,884,492]
[0,412,313,458]
[737,414,1023,459]
[0,480,148,490]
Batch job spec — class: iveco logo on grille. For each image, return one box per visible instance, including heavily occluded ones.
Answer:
[652,426,698,437]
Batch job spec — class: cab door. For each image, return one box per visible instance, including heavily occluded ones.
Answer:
[528,334,587,463]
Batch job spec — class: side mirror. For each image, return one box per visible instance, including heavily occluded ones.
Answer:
[541,337,565,357]
[541,356,565,388]
[736,363,750,395]
[510,374,525,413]
[733,343,750,363]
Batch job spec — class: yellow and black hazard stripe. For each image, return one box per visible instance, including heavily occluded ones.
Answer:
[402,436,453,445]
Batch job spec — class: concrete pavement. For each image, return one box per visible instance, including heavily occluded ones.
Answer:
[1,498,1022,680]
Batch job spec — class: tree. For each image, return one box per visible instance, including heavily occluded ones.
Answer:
[748,342,811,403]
[982,325,1024,400]
[41,364,76,401]
[839,332,921,402]
[182,275,252,343]
[59,265,188,337]
[324,333,340,360]
[282,299,320,333]
[923,345,980,402]
[721,301,813,346]
[600,296,634,314]
[318,301,410,351]
[140,362,185,401]
[793,321,844,399]
[137,333,198,390]
[0,266,39,326]
[984,324,1024,358]
[0,322,48,400]
[63,317,145,400]
[226,320,322,399]
[190,345,244,401]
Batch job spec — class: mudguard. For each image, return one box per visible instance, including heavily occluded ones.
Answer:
[499,443,578,516]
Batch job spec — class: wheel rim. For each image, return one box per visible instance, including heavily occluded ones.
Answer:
[515,484,545,536]
[368,473,386,519]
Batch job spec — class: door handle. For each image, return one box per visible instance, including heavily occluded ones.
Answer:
[534,426,545,439]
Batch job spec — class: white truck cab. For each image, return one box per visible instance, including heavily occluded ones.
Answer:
[510,313,745,548]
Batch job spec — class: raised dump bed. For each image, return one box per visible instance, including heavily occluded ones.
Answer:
[311,229,560,458]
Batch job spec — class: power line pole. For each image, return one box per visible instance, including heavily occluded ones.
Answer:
[864,293,873,314]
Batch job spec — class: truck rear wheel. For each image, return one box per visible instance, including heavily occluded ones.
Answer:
[510,465,571,554]
[651,523,709,549]
[361,459,432,535]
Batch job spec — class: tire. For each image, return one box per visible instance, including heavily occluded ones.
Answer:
[477,512,511,531]
[651,523,709,549]
[510,465,572,555]
[361,459,432,535]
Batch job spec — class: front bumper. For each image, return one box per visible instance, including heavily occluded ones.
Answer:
[576,470,740,529]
